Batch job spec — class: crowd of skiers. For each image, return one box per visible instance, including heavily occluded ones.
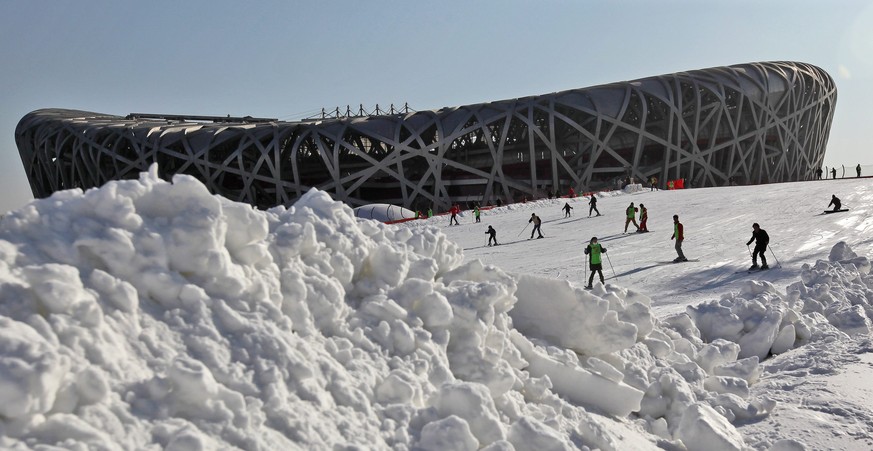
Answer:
[426,186,852,288]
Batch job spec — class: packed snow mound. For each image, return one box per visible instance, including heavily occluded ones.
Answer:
[0,166,654,450]
[0,166,872,450]
[622,183,644,193]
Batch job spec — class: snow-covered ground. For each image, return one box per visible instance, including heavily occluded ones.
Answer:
[424,179,873,317]
[0,165,871,450]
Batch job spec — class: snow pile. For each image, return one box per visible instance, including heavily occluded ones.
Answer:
[685,240,873,360]
[0,166,872,450]
[0,167,654,449]
[622,183,644,193]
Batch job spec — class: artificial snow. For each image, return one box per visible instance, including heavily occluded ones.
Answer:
[0,165,872,450]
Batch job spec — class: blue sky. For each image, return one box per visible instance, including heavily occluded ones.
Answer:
[2,0,872,213]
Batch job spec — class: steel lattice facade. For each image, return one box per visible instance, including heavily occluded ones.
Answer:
[16,61,836,211]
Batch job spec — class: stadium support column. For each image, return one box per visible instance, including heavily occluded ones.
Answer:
[527,106,537,199]
[549,101,559,196]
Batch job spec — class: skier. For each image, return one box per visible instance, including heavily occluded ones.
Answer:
[816,168,823,180]
[562,202,573,218]
[831,168,837,179]
[529,213,544,239]
[584,237,607,289]
[474,206,481,223]
[650,176,658,191]
[745,223,769,270]
[638,203,648,232]
[828,194,842,212]
[857,164,862,178]
[624,202,640,233]
[588,195,601,217]
[671,214,687,262]
[486,225,498,246]
[568,187,576,198]
[428,208,433,218]
[449,204,460,226]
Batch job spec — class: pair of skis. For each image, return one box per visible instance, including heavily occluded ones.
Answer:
[652,258,780,274]
[655,258,699,264]
[735,265,780,274]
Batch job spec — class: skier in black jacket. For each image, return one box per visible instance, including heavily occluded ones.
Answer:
[828,194,842,212]
[562,202,573,218]
[745,223,769,270]
[588,195,601,217]
[486,225,498,246]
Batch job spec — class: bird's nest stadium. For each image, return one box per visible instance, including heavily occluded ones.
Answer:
[16,61,836,211]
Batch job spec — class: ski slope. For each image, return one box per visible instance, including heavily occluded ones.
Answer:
[414,178,873,315]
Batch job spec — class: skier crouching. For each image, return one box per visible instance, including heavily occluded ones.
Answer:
[828,194,841,212]
[638,203,648,232]
[584,237,607,288]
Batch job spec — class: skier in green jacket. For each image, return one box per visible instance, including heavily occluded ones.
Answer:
[624,202,640,233]
[584,237,607,289]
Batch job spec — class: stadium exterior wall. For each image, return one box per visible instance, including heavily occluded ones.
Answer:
[16,61,836,211]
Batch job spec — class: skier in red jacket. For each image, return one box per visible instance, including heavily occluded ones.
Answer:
[449,205,460,226]
[638,204,648,232]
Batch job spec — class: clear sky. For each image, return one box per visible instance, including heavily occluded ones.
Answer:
[2,0,872,213]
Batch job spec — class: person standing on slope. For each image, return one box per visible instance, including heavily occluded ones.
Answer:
[474,206,481,223]
[638,203,648,232]
[831,167,837,179]
[624,202,640,233]
[529,213,544,239]
[857,164,862,178]
[449,204,460,226]
[584,237,607,289]
[671,214,687,262]
[745,223,769,270]
[828,194,842,212]
[588,195,601,217]
[486,225,498,246]
[562,202,573,218]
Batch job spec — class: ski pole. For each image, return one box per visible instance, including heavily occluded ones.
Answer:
[747,244,753,258]
[769,245,782,268]
[605,253,617,280]
[517,223,530,237]
[584,259,587,285]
